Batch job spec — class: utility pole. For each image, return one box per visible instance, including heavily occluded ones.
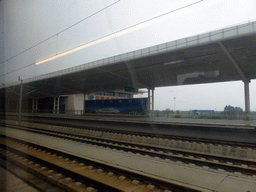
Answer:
[174,97,176,114]
[18,76,23,125]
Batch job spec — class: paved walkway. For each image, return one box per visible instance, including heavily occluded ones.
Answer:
[0,166,39,192]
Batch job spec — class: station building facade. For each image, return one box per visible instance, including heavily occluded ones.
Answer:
[57,91,134,114]
[4,90,136,114]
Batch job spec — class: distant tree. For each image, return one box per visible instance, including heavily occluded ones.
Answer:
[224,105,243,113]
[164,108,171,112]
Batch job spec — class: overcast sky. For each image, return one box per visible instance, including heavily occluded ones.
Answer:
[1,0,256,111]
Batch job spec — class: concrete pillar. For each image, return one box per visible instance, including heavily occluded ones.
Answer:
[152,88,154,113]
[17,100,19,113]
[54,96,60,114]
[32,99,35,113]
[147,88,155,116]
[83,94,85,114]
[244,80,250,117]
[147,88,150,115]
[218,41,251,120]
[32,98,38,113]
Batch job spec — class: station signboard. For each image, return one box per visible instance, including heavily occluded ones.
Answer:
[84,98,147,115]
[124,87,138,93]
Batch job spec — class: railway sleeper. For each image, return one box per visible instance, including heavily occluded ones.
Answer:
[3,119,256,160]
[0,138,188,192]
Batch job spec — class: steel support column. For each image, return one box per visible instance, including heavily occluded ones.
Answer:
[218,41,250,117]
[244,81,250,116]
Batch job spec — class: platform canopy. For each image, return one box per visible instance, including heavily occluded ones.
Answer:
[1,22,256,99]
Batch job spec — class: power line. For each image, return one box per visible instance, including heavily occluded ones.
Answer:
[0,0,202,79]
[35,0,204,65]
[0,62,35,79]
[0,0,120,66]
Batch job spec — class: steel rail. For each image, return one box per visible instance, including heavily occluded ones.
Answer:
[0,136,200,192]
[2,124,256,177]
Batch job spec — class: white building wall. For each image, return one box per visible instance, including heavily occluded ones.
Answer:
[60,94,84,114]
[73,94,84,111]
[61,92,135,113]
[60,96,74,113]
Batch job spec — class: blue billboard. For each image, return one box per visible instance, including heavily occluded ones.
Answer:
[84,98,147,115]
[192,110,214,114]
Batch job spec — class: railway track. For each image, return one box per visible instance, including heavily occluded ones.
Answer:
[2,121,256,178]
[1,119,256,191]
[2,114,256,148]
[2,119,256,160]
[0,133,198,192]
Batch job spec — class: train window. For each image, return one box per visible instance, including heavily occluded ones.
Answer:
[1,1,256,191]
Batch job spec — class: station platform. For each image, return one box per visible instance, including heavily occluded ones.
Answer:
[7,113,256,128]
[0,166,39,192]
[2,127,256,192]
[3,112,256,144]
[85,115,256,128]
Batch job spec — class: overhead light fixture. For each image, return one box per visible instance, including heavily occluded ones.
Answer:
[35,1,202,66]
[164,59,184,65]
[35,22,147,65]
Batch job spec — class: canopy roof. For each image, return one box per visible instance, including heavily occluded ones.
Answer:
[1,21,256,98]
